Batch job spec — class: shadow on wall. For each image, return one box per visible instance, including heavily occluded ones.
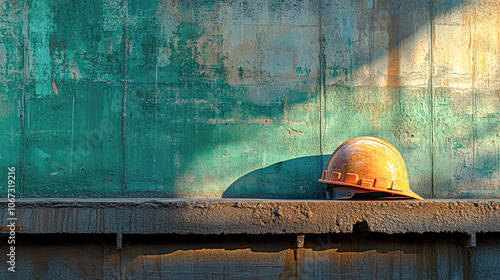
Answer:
[222,155,329,199]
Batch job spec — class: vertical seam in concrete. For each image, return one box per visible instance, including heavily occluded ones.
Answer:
[471,1,476,187]
[318,1,325,161]
[430,0,435,198]
[70,93,75,175]
[154,42,158,175]
[20,0,29,196]
[121,1,128,195]
[100,237,106,279]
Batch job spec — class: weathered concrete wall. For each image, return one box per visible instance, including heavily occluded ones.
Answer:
[1,233,499,279]
[1,0,500,198]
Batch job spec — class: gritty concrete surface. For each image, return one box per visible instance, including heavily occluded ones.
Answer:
[1,199,499,234]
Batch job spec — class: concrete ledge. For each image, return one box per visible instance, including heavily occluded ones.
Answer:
[1,199,499,234]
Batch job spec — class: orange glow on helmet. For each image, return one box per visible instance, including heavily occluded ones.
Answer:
[319,137,423,200]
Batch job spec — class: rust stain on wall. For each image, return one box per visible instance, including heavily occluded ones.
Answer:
[386,13,401,89]
[51,81,58,96]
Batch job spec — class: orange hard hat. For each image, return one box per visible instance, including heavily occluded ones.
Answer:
[319,137,423,200]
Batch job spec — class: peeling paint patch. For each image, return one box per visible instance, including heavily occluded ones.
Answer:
[51,81,58,95]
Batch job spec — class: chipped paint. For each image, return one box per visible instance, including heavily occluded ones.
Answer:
[51,81,58,95]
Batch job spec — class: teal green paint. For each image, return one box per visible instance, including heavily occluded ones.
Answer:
[0,100,21,192]
[22,83,123,197]
[238,67,244,80]
[192,0,216,11]
[296,66,312,78]
[0,0,24,196]
[18,0,125,196]
[267,0,282,12]
[4,0,500,198]
[168,22,208,83]
[325,66,349,85]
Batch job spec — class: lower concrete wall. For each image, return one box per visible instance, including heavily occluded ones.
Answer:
[2,199,499,279]
[2,233,499,279]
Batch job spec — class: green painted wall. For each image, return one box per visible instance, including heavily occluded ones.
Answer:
[1,0,499,198]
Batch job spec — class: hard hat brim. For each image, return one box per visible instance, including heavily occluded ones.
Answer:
[318,179,424,200]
